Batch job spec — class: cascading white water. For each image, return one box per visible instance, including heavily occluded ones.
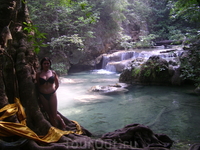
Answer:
[105,64,116,72]
[101,48,183,72]
[120,51,135,60]
[102,55,110,69]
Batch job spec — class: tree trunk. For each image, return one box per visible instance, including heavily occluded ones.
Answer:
[0,0,51,132]
[0,0,91,149]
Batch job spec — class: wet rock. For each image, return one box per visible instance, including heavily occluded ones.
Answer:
[106,60,130,72]
[194,87,200,95]
[74,95,114,105]
[139,56,170,84]
[120,55,183,85]
[88,83,129,95]
[119,69,133,84]
[171,67,182,85]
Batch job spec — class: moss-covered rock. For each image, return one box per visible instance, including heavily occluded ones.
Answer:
[138,55,171,85]
[119,55,182,85]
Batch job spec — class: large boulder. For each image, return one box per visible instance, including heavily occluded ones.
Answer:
[120,55,182,85]
[138,55,171,84]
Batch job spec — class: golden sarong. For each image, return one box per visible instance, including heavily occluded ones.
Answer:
[0,98,83,143]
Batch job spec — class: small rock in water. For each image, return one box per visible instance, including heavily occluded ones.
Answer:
[74,94,114,105]
[88,83,129,95]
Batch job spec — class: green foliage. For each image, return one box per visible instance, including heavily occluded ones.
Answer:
[135,34,158,48]
[27,0,200,80]
[23,22,47,53]
[170,0,200,22]
[167,26,185,41]
[116,33,133,50]
[27,0,200,52]
[52,62,68,75]
[126,0,151,22]
[28,0,100,55]
[21,0,27,4]
[144,69,151,77]
[90,0,126,40]
[50,34,84,51]
[180,47,200,85]
[132,67,140,77]
[109,0,128,22]
[147,0,171,40]
[116,33,158,49]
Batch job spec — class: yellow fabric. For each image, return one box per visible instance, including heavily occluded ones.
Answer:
[0,98,83,143]
[15,98,27,125]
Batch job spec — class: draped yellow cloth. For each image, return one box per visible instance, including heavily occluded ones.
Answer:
[0,98,83,143]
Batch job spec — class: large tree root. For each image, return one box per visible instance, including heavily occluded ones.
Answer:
[0,137,28,150]
[101,123,173,149]
[0,123,174,150]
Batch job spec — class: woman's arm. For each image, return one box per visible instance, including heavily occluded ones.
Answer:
[53,71,59,90]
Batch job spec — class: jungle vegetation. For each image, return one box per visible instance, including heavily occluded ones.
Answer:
[27,0,200,82]
[26,0,200,86]
[27,0,200,51]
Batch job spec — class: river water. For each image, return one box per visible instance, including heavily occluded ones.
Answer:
[57,69,200,145]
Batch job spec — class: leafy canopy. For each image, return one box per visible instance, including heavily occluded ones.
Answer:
[170,0,200,22]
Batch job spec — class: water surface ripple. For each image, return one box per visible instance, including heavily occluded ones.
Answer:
[58,70,200,144]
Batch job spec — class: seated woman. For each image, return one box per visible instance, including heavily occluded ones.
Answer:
[36,57,66,129]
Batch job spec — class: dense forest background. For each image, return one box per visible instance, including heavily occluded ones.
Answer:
[27,0,200,76]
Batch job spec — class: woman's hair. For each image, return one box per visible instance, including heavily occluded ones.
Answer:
[40,57,52,70]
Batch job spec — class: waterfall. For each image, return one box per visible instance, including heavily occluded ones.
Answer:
[102,55,110,69]
[105,64,116,72]
[121,51,135,60]
[101,51,135,70]
[101,48,183,72]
